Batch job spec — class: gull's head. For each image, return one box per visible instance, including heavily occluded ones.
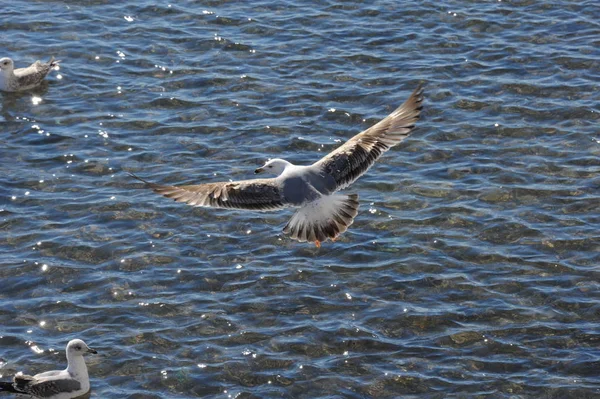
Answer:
[0,57,14,73]
[255,158,291,176]
[66,339,97,356]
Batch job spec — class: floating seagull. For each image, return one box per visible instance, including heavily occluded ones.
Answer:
[0,339,96,399]
[0,57,60,92]
[132,85,423,247]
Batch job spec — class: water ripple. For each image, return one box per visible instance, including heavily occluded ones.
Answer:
[1,0,599,398]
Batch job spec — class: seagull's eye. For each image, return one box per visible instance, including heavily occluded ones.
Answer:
[75,345,81,350]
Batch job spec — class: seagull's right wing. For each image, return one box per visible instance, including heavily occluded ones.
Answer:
[131,174,289,211]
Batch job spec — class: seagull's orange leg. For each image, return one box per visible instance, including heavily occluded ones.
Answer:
[314,240,321,248]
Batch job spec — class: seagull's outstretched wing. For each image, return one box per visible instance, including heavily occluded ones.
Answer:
[313,85,424,191]
[131,173,289,211]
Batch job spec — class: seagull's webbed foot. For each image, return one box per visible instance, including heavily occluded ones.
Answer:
[314,240,321,248]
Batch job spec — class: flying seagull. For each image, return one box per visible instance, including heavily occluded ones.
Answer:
[132,85,423,247]
[0,57,60,92]
[0,339,96,399]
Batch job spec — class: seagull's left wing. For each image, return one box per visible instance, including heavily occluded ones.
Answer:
[313,85,424,191]
[13,373,82,398]
[15,57,57,88]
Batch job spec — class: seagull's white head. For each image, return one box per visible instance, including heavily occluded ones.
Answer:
[66,339,97,357]
[0,57,14,74]
[255,158,292,176]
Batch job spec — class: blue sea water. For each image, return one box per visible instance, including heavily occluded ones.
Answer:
[0,1,599,398]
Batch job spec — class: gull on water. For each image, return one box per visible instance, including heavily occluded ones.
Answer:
[0,57,60,92]
[132,85,424,247]
[0,339,96,399]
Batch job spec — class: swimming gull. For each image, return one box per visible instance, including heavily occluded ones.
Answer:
[0,57,60,92]
[0,339,96,399]
[132,85,423,247]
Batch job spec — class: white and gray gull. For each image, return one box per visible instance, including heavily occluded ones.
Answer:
[0,339,96,399]
[132,85,424,247]
[0,57,60,92]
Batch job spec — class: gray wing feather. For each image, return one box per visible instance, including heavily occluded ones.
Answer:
[314,85,424,190]
[14,374,81,397]
[14,57,57,89]
[131,173,289,211]
[30,379,81,397]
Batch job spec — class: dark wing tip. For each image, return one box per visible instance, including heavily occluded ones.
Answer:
[395,83,425,123]
[127,172,158,189]
[406,84,425,113]
[0,381,21,394]
[410,83,425,106]
[14,374,35,383]
[127,172,173,194]
[126,171,148,184]
[412,83,425,96]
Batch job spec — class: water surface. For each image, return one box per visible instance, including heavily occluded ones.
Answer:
[1,1,599,398]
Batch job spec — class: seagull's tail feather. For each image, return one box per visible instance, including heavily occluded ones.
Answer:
[0,381,21,394]
[284,194,359,244]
